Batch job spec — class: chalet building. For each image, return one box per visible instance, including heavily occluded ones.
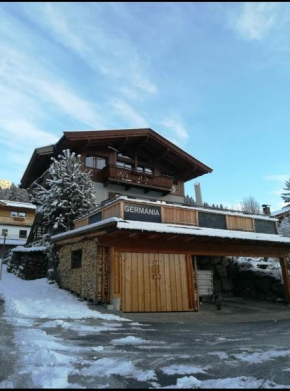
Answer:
[0,200,36,256]
[20,128,290,312]
[20,128,212,205]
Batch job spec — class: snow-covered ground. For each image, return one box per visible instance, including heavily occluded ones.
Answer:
[1,265,290,388]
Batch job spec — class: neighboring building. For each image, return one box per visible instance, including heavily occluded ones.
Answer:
[19,128,290,312]
[272,206,290,223]
[0,200,36,256]
[0,179,12,189]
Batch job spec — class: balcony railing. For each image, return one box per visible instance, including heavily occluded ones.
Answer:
[98,165,174,193]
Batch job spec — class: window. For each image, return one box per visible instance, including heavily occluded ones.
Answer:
[137,166,153,174]
[96,157,106,170]
[71,249,82,269]
[117,161,132,169]
[19,230,27,239]
[254,219,276,234]
[10,211,26,218]
[1,229,8,236]
[199,212,227,230]
[85,156,94,168]
[85,156,107,170]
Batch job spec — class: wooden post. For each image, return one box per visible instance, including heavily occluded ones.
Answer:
[0,233,7,281]
[186,254,194,310]
[279,256,290,303]
[194,256,200,311]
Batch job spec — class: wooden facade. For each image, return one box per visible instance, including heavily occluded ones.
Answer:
[53,210,290,313]
[0,203,35,227]
[74,197,278,235]
[20,128,212,203]
[19,127,290,313]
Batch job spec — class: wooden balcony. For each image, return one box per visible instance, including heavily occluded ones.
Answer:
[98,165,174,194]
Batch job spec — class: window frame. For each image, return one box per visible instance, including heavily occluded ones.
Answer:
[19,230,27,239]
[71,249,82,269]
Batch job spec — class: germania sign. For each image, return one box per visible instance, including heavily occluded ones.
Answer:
[124,203,161,223]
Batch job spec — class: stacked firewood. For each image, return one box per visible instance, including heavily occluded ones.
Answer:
[7,251,48,280]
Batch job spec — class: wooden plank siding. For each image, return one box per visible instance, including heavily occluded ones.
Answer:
[0,207,35,227]
[119,252,191,312]
[73,199,274,234]
[226,215,254,232]
[75,217,89,229]
[103,203,121,220]
[163,206,198,225]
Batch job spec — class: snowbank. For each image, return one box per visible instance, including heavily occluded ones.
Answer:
[0,265,127,322]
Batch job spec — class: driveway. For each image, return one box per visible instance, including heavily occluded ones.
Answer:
[2,296,290,388]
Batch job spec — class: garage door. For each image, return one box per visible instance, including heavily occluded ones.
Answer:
[120,252,190,312]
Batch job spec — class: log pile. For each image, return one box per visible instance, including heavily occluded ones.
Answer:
[7,250,48,280]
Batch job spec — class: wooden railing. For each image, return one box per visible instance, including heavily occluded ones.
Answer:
[100,165,174,192]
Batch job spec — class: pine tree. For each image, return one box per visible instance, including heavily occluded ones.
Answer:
[282,179,290,205]
[31,149,96,233]
[278,216,290,237]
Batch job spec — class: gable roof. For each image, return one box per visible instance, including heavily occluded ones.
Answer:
[272,205,290,218]
[20,128,213,188]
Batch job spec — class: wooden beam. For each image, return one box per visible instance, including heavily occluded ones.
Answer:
[186,254,195,310]
[100,236,288,258]
[117,137,128,151]
[167,235,179,241]
[279,257,290,303]
[129,233,140,239]
[154,148,169,162]
[54,230,107,246]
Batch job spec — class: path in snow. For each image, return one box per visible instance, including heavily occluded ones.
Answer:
[1,266,290,388]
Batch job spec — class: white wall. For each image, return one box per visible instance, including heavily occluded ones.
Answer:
[0,224,31,241]
[93,182,184,205]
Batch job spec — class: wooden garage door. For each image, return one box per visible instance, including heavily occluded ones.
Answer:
[120,252,190,312]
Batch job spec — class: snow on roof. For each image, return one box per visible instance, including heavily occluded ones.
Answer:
[52,217,119,240]
[11,246,46,253]
[74,196,277,222]
[272,205,290,217]
[116,220,290,244]
[0,239,26,246]
[52,217,290,245]
[0,200,36,210]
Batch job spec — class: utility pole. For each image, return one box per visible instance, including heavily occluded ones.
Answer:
[0,231,7,281]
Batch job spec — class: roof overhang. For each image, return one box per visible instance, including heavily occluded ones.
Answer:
[51,218,290,258]
[20,128,213,187]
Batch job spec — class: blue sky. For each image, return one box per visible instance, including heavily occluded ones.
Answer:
[0,2,289,212]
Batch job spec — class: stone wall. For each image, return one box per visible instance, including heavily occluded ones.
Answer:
[57,239,99,302]
[197,256,285,301]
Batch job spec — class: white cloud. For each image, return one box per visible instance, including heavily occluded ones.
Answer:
[232,3,279,41]
[264,174,289,182]
[0,45,105,129]
[110,100,148,128]
[160,117,189,142]
[24,3,158,97]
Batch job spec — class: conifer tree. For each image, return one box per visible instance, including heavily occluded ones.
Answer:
[282,179,290,205]
[31,149,96,233]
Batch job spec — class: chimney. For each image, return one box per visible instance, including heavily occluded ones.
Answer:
[194,182,203,206]
[262,204,271,216]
